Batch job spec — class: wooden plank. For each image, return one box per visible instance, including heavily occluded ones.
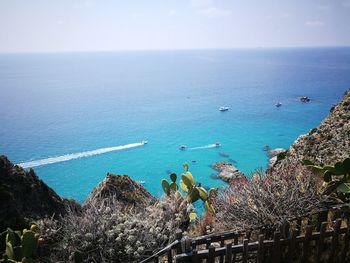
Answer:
[192,249,199,263]
[329,219,341,263]
[208,246,216,263]
[225,243,232,263]
[167,249,173,263]
[206,237,212,249]
[232,234,238,263]
[316,222,327,263]
[246,231,252,242]
[176,230,183,255]
[340,218,350,263]
[220,235,225,263]
[257,234,264,263]
[242,239,248,263]
[286,229,298,263]
[301,225,313,262]
[317,210,328,231]
[296,217,302,236]
[272,232,281,263]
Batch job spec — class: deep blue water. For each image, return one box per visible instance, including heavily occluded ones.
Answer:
[1,48,350,202]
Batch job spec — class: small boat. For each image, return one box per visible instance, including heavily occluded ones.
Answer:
[138,180,146,185]
[215,142,221,147]
[275,102,282,107]
[300,96,310,103]
[141,140,148,144]
[219,106,229,111]
[179,145,187,150]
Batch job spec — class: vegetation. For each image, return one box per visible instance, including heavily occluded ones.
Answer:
[304,157,350,202]
[212,164,323,232]
[37,194,190,262]
[0,225,40,263]
[161,163,217,218]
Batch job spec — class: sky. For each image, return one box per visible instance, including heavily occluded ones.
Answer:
[0,0,350,53]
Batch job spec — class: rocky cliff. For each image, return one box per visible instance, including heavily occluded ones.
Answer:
[278,90,350,166]
[84,173,156,208]
[0,155,78,231]
[1,155,156,231]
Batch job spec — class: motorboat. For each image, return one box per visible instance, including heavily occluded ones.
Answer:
[219,106,229,111]
[141,140,148,145]
[138,180,146,185]
[275,102,282,107]
[179,145,187,150]
[215,142,221,147]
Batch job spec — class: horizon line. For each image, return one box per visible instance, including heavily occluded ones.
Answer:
[1,45,350,55]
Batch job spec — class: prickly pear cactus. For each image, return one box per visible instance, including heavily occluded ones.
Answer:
[0,225,40,263]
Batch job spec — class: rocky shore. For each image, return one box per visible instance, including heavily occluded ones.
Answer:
[212,161,246,184]
[276,89,350,167]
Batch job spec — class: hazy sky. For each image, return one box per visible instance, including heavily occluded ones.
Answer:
[1,0,350,53]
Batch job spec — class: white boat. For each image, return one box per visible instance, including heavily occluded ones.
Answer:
[215,142,221,147]
[138,180,146,185]
[275,102,282,107]
[219,106,229,111]
[141,140,148,144]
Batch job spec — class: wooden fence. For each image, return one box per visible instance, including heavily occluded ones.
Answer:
[140,204,350,263]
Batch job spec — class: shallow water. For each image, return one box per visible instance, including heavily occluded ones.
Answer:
[1,48,350,202]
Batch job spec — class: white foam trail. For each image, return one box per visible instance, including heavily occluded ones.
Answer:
[18,142,146,168]
[189,144,218,150]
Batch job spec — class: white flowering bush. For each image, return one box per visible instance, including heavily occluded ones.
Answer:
[38,193,191,262]
[213,164,324,233]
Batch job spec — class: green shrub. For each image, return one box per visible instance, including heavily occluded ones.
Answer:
[304,157,350,202]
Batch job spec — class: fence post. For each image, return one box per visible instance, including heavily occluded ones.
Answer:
[175,229,183,255]
[316,222,327,263]
[225,243,232,263]
[257,234,264,263]
[272,232,281,263]
[330,219,341,262]
[192,249,199,263]
[340,218,350,263]
[242,239,249,263]
[220,235,225,263]
[208,245,216,263]
[301,225,313,262]
[287,229,298,263]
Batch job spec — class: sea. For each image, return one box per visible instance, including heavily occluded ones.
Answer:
[1,47,350,202]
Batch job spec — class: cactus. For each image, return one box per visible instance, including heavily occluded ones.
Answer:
[161,179,170,195]
[22,230,37,258]
[161,163,217,214]
[170,173,177,183]
[169,182,178,191]
[304,157,350,202]
[189,187,200,203]
[0,226,40,262]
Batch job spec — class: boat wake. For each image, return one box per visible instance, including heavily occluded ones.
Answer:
[18,142,147,168]
[189,144,219,150]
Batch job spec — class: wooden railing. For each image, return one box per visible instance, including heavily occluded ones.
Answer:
[140,204,350,263]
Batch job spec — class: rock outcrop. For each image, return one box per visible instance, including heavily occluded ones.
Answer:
[277,90,350,167]
[212,162,246,183]
[268,148,287,167]
[0,155,78,231]
[84,173,156,208]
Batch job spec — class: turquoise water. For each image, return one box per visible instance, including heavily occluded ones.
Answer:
[1,48,350,202]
